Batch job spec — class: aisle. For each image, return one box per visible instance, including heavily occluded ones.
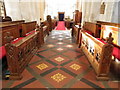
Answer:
[56,21,66,30]
[3,30,119,89]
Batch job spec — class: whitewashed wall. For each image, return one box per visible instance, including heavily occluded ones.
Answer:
[78,0,119,25]
[4,0,45,24]
[99,0,115,22]
[111,1,120,23]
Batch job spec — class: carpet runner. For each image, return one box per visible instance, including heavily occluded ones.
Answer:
[56,21,66,30]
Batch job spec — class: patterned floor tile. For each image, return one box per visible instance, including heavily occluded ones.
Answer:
[70,63,81,71]
[51,73,66,83]
[36,63,49,70]
[29,61,55,75]
[49,55,70,65]
[63,61,88,75]
[3,30,119,89]
[43,69,73,88]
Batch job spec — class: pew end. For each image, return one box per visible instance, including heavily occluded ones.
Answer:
[5,31,41,80]
[80,31,114,80]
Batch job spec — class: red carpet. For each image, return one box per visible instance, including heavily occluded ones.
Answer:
[56,21,66,30]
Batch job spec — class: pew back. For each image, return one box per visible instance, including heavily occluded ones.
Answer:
[0,20,25,30]
[83,22,100,37]
[0,24,20,46]
[22,21,36,36]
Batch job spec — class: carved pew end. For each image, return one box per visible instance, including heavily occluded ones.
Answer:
[96,75,109,81]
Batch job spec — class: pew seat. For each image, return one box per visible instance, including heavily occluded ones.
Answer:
[12,37,24,44]
[96,38,120,61]
[96,38,106,44]
[0,46,6,60]
[25,30,36,36]
[84,30,93,36]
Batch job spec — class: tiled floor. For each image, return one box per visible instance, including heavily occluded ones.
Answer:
[2,30,120,89]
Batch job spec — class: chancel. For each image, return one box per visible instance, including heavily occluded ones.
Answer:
[0,0,120,89]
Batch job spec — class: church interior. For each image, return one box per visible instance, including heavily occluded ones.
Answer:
[0,0,120,89]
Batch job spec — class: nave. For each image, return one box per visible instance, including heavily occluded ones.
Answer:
[3,30,119,89]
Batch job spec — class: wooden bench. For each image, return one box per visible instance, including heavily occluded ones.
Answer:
[97,21,120,77]
[80,31,114,80]
[5,31,41,80]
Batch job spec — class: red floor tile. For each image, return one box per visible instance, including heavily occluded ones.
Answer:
[51,47,67,53]
[29,55,42,64]
[63,51,81,59]
[38,50,57,58]
[83,70,105,88]
[108,81,120,88]
[2,80,10,88]
[22,80,45,88]
[71,81,93,88]
[10,69,34,88]
[77,55,90,65]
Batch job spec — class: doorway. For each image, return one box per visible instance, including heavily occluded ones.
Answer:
[58,12,65,21]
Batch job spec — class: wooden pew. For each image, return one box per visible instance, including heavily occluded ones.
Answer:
[0,24,24,75]
[40,21,49,37]
[97,21,120,77]
[80,31,114,80]
[5,31,41,80]
[46,15,53,32]
[0,20,25,36]
[22,21,36,36]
